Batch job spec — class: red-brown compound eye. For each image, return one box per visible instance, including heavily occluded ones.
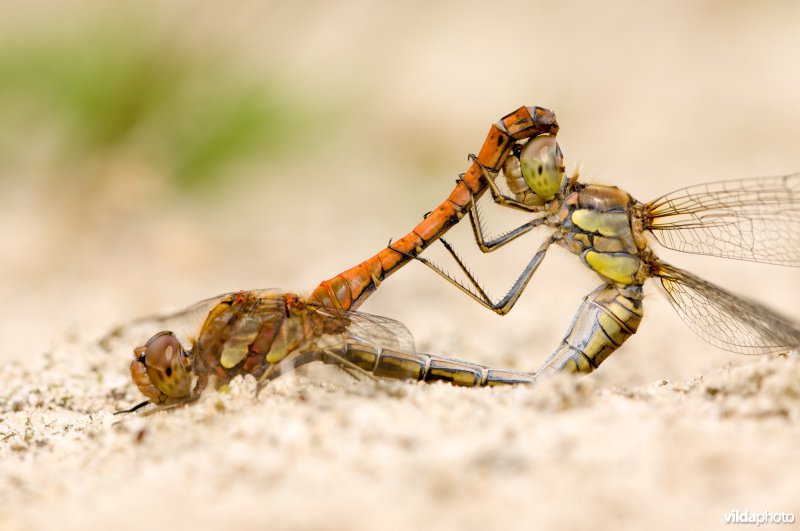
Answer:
[139,331,192,399]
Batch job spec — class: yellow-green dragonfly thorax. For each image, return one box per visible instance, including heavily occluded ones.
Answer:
[559,184,649,286]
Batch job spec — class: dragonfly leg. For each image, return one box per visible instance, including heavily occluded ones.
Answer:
[388,240,492,308]
[468,153,547,213]
[535,283,644,376]
[454,157,550,253]
[190,373,209,400]
[255,366,278,396]
[394,235,557,315]
[116,371,209,414]
[426,172,546,254]
[310,106,559,311]
[464,196,547,252]
[114,400,151,415]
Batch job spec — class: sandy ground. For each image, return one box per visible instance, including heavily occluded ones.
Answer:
[2,335,800,531]
[3,2,800,530]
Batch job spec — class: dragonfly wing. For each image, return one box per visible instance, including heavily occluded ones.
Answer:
[645,174,800,265]
[656,262,800,355]
[99,292,234,352]
[312,306,416,352]
[100,289,288,353]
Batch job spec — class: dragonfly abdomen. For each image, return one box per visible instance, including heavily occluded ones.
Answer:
[335,342,536,387]
[309,106,561,312]
[536,284,644,376]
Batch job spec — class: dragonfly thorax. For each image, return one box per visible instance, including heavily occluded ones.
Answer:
[559,184,649,286]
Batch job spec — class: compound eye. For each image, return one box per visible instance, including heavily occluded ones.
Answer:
[140,331,192,399]
[519,134,564,200]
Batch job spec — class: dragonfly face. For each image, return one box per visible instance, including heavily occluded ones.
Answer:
[513,134,565,201]
[131,331,194,403]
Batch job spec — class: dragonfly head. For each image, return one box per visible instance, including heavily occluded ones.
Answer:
[131,331,193,404]
[516,134,565,201]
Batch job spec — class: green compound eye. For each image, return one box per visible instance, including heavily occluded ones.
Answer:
[519,134,564,200]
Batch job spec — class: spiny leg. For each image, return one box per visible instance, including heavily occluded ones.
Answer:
[454,170,548,252]
[469,153,548,213]
[456,155,546,253]
[309,106,559,311]
[393,235,557,315]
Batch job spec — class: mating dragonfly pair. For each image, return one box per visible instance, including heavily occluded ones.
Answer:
[123,106,800,411]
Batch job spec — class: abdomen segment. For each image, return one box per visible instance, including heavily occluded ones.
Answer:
[536,283,644,375]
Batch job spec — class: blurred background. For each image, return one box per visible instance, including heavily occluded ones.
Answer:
[2,0,800,386]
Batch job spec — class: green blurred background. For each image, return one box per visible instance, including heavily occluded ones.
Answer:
[2,0,800,384]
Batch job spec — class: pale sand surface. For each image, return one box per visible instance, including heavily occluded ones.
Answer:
[2,2,800,530]
[2,336,800,531]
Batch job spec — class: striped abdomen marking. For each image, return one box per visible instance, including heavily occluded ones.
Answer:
[536,284,644,375]
[323,341,536,387]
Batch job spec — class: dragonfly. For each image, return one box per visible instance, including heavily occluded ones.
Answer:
[124,289,536,409]
[121,106,559,408]
[402,126,800,376]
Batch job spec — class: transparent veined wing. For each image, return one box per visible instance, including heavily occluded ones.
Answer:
[260,302,417,383]
[311,305,416,353]
[656,262,800,355]
[645,174,800,265]
[98,291,241,353]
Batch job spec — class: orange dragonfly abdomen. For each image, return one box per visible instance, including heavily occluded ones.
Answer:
[309,106,560,311]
